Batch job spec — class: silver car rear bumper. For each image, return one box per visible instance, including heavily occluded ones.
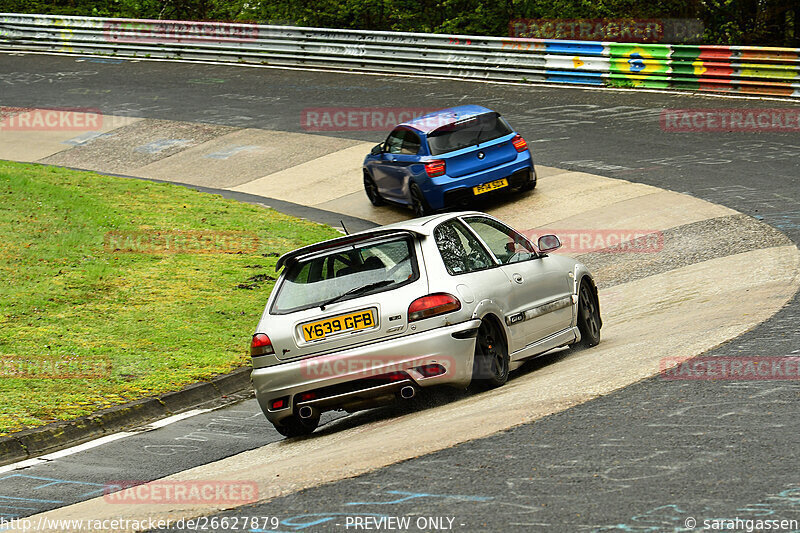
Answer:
[251,319,481,424]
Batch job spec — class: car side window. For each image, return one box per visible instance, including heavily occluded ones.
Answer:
[384,129,421,155]
[434,220,494,275]
[385,129,405,154]
[463,216,536,264]
[400,130,421,155]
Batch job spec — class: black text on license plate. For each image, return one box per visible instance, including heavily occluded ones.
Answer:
[302,310,375,341]
[473,178,508,195]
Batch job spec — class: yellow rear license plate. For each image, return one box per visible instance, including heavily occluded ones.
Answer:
[473,178,508,195]
[302,309,376,341]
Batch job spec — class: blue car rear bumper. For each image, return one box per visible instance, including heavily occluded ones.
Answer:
[420,152,534,211]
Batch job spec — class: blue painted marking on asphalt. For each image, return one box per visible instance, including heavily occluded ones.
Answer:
[253,490,492,531]
[0,496,63,504]
[345,490,492,505]
[63,131,111,146]
[0,474,105,497]
[0,505,37,511]
[776,487,800,501]
[768,211,800,230]
[134,139,192,154]
[205,145,259,159]
[345,491,432,505]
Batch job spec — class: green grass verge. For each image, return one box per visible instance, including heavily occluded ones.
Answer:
[0,161,340,435]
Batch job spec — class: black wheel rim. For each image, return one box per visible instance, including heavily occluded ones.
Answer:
[478,321,505,380]
[364,175,378,203]
[580,284,600,338]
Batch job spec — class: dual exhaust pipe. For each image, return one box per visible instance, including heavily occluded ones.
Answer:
[296,385,417,419]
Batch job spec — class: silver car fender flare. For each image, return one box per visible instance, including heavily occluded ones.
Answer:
[469,298,510,345]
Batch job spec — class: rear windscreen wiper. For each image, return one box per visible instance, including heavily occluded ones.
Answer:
[320,280,394,310]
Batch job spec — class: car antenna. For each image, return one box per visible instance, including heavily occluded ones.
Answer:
[340,220,349,235]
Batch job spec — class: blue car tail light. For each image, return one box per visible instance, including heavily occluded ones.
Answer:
[425,160,446,177]
[511,134,528,152]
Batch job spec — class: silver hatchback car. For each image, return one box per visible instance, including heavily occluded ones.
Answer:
[250,211,601,437]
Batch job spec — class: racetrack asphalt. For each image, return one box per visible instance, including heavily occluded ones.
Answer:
[0,53,799,532]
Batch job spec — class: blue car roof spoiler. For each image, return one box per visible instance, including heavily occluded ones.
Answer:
[400,104,494,134]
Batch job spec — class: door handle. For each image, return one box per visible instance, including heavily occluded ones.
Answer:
[387,155,396,162]
[512,273,523,284]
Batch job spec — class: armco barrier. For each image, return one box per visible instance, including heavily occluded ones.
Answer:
[0,13,798,98]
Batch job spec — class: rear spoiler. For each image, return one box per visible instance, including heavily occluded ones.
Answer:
[428,112,496,136]
[275,229,425,271]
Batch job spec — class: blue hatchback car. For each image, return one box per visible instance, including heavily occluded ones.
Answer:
[363,105,535,216]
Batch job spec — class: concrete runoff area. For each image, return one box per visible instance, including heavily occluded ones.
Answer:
[138,129,365,189]
[0,111,140,162]
[39,119,237,174]
[0,110,798,531]
[229,142,374,204]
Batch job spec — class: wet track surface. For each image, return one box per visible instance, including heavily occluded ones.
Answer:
[1,53,799,532]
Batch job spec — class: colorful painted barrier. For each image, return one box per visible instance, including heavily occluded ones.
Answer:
[0,13,798,98]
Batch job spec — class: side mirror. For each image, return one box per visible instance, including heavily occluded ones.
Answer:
[370,144,383,156]
[537,234,561,253]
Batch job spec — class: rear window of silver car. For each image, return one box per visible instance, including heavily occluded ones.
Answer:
[271,236,419,314]
[427,112,513,156]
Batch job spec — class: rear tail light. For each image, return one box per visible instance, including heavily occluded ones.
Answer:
[408,293,461,322]
[511,134,528,152]
[270,397,289,410]
[424,160,446,177]
[298,392,317,402]
[250,333,274,357]
[415,364,447,377]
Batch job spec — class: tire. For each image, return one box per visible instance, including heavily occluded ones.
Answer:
[273,414,319,438]
[576,279,601,347]
[410,184,432,217]
[471,317,510,389]
[363,172,384,206]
